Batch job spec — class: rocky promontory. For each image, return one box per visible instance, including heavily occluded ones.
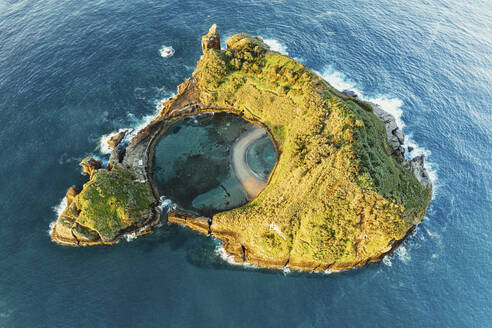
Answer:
[51,25,432,272]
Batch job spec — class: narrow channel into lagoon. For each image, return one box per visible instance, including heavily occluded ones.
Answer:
[152,113,277,216]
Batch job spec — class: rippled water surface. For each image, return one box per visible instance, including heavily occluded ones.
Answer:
[152,113,275,216]
[0,0,490,327]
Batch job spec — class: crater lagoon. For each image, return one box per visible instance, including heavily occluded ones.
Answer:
[152,113,277,216]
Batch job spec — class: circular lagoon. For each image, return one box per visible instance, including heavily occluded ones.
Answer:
[152,113,277,216]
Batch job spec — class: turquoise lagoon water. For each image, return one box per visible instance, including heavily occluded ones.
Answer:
[247,135,277,181]
[0,0,490,327]
[152,113,276,216]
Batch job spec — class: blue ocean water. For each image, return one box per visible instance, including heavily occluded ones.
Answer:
[0,0,490,327]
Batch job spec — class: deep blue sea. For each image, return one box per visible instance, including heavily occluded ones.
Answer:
[0,0,491,327]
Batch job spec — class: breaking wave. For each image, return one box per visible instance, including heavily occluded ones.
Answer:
[53,197,67,218]
[49,196,67,236]
[214,243,257,269]
[382,246,413,267]
[158,196,176,213]
[263,39,288,55]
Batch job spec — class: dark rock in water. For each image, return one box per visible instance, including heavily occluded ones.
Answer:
[201,24,221,54]
[342,90,357,97]
[108,130,127,149]
[80,157,102,178]
[410,155,432,189]
[408,146,414,153]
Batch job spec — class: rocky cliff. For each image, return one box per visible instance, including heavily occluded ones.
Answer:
[51,25,432,273]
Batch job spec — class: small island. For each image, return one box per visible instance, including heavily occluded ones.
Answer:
[51,25,432,272]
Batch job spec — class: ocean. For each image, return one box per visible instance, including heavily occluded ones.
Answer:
[0,0,490,327]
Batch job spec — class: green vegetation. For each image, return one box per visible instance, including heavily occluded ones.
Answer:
[72,166,153,241]
[52,30,431,270]
[195,34,431,268]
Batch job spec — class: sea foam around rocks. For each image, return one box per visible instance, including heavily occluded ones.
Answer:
[98,93,175,155]
[319,65,438,193]
[49,197,67,237]
[214,243,258,269]
[263,39,288,55]
[159,45,175,58]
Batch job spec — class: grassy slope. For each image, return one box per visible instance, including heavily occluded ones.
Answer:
[194,34,431,267]
[73,166,153,241]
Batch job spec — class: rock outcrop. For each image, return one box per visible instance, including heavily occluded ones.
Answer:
[371,103,404,150]
[80,156,102,178]
[108,130,127,149]
[409,155,432,189]
[365,101,432,190]
[201,24,221,54]
[65,186,79,206]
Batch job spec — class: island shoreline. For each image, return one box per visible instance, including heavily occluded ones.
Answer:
[50,26,432,274]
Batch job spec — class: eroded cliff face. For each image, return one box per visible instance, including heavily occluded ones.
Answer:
[51,25,432,273]
[180,26,432,272]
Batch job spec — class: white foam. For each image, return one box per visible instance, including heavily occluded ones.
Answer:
[215,244,257,269]
[98,128,128,154]
[49,196,67,236]
[263,39,288,55]
[159,45,175,58]
[48,220,57,236]
[367,96,405,129]
[395,246,411,264]
[123,226,150,243]
[382,256,392,267]
[54,197,67,218]
[124,232,137,242]
[158,196,176,213]
[317,66,358,94]
[98,93,175,156]
[426,228,441,239]
[406,136,438,191]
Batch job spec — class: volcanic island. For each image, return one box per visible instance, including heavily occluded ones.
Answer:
[51,25,432,272]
